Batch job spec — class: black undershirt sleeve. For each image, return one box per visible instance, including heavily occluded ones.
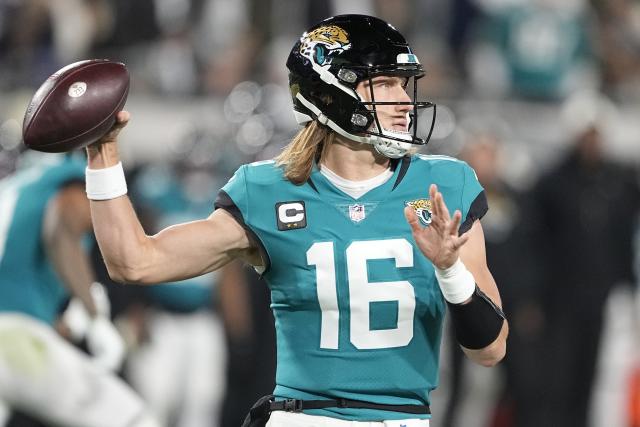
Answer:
[459,190,488,235]
[214,190,271,274]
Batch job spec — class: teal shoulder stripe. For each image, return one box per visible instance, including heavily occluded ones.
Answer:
[414,154,463,163]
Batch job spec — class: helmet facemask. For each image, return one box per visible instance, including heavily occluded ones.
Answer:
[350,65,437,158]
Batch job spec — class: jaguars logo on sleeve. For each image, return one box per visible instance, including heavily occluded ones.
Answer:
[405,198,433,226]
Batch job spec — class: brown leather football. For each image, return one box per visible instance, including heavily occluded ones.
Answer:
[22,59,129,153]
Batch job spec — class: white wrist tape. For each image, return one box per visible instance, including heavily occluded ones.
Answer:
[434,258,476,304]
[86,162,127,200]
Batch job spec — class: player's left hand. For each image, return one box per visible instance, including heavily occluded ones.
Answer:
[86,316,126,372]
[61,283,112,342]
[404,184,470,269]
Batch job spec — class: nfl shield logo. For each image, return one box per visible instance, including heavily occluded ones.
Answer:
[349,204,366,222]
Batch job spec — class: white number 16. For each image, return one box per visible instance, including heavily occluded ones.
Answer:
[306,239,416,350]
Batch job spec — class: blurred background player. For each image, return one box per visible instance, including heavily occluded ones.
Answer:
[440,119,544,427]
[0,151,159,427]
[217,259,275,427]
[529,91,640,427]
[122,157,227,427]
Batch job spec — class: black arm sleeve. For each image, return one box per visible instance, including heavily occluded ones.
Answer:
[447,286,506,350]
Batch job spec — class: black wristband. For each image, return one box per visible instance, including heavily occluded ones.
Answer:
[447,286,506,350]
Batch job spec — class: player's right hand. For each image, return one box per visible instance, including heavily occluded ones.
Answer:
[87,110,130,150]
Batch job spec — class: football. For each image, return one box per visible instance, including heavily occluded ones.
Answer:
[22,59,130,153]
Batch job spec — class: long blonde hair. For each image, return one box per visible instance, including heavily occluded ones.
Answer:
[275,121,335,185]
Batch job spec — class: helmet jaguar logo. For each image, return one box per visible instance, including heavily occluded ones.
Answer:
[300,25,351,66]
[405,198,432,226]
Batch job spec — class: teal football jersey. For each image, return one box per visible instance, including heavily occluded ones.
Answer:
[215,155,487,421]
[0,154,86,324]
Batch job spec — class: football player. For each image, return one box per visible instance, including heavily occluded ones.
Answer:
[0,152,158,427]
[124,162,227,427]
[86,14,508,426]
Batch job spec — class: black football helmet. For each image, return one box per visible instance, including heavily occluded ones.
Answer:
[286,14,436,158]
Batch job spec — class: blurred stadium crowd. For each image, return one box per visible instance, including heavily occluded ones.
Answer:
[1,0,640,426]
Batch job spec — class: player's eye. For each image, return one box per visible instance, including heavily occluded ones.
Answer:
[374,79,391,88]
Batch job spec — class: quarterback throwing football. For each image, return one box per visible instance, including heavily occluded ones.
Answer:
[86,14,508,427]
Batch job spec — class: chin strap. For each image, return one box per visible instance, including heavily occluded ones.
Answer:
[295,93,413,158]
